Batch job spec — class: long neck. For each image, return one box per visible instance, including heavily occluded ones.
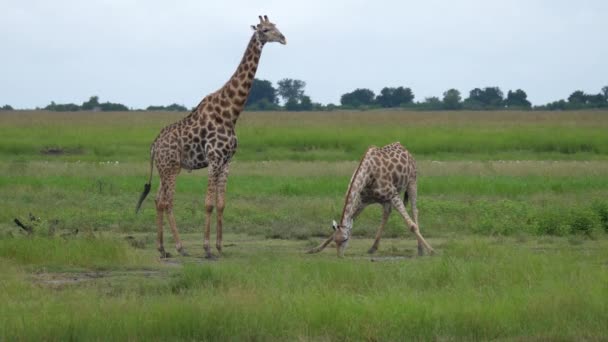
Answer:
[340,150,371,229]
[211,34,264,125]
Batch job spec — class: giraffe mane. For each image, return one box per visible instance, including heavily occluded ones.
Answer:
[339,146,375,225]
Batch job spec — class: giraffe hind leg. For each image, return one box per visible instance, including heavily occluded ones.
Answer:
[390,196,434,256]
[156,166,183,258]
[155,192,170,258]
[406,183,424,256]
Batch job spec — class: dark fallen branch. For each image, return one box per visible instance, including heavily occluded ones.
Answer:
[14,218,33,235]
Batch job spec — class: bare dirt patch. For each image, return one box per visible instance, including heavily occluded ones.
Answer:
[31,269,163,288]
[40,146,84,156]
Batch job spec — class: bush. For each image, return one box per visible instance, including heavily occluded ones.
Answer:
[567,209,599,236]
[591,201,608,232]
[535,210,570,236]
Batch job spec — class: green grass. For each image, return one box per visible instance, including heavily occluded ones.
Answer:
[2,110,608,340]
[2,110,608,161]
[1,237,607,340]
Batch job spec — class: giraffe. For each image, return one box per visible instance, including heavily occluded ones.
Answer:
[135,15,286,259]
[308,142,434,257]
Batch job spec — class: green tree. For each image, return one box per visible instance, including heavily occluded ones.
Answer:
[567,90,587,105]
[464,87,504,109]
[247,98,279,111]
[586,93,605,107]
[81,96,100,110]
[340,88,376,108]
[146,103,187,111]
[247,79,278,108]
[376,86,414,107]
[284,98,300,111]
[442,89,462,110]
[420,96,442,110]
[602,86,608,101]
[44,101,80,111]
[99,102,129,111]
[1,104,14,110]
[299,95,313,111]
[277,78,306,103]
[505,89,531,109]
[545,100,567,110]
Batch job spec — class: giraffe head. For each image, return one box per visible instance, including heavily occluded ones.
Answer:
[251,15,287,45]
[332,219,351,257]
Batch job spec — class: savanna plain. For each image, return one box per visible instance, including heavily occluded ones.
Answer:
[1,110,608,341]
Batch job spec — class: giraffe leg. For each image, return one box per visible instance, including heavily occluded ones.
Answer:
[166,209,188,256]
[390,196,434,256]
[155,201,169,258]
[159,171,187,256]
[307,233,335,254]
[368,203,391,254]
[203,166,219,259]
[155,181,171,258]
[215,164,230,255]
[308,204,366,254]
[407,183,423,256]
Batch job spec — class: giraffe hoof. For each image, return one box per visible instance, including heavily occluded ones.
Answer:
[205,253,218,261]
[367,247,378,254]
[159,251,172,259]
[177,248,189,257]
[417,246,424,257]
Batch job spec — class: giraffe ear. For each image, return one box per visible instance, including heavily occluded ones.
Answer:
[251,25,257,31]
[332,220,338,230]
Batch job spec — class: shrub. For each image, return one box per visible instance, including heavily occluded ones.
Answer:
[535,210,570,236]
[591,201,608,232]
[567,209,599,236]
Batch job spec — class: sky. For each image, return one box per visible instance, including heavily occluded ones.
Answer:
[1,0,607,108]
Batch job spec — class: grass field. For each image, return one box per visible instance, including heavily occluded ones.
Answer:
[1,110,608,340]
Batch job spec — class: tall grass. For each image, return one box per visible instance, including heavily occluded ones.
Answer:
[2,110,608,161]
[1,239,607,340]
[0,236,151,269]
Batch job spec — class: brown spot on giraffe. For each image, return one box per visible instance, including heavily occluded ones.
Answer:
[135,15,287,259]
[308,142,434,257]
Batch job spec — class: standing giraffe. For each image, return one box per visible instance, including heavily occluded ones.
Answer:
[308,142,434,257]
[136,15,286,259]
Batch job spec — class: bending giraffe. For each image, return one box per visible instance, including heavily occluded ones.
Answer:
[136,16,286,259]
[308,142,434,257]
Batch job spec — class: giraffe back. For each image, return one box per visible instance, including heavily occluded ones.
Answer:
[358,142,416,203]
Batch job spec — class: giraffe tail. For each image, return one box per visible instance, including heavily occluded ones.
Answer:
[135,146,155,213]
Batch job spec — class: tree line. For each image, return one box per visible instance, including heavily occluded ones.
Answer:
[2,82,607,112]
[245,80,608,111]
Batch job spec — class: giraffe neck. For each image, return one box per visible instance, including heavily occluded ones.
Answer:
[339,150,372,229]
[197,33,264,126]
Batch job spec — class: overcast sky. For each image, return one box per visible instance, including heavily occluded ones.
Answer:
[1,0,606,108]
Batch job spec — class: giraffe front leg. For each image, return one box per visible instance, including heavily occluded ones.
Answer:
[390,196,434,256]
[215,164,229,255]
[368,203,391,254]
[307,233,335,254]
[203,167,218,259]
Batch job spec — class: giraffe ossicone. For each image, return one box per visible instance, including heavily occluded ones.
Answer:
[308,142,434,257]
[135,15,286,259]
